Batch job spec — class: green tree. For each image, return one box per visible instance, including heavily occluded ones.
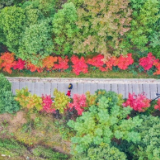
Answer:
[18,19,54,65]
[126,0,160,53]
[52,2,78,55]
[128,115,160,160]
[0,0,14,10]
[22,0,56,17]
[0,6,25,53]
[68,92,142,155]
[148,1,160,58]
[72,144,127,160]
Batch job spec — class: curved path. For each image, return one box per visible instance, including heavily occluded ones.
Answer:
[7,77,160,99]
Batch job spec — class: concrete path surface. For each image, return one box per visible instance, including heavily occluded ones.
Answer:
[6,77,160,99]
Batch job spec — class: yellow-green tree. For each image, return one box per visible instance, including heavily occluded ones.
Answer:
[69,0,132,59]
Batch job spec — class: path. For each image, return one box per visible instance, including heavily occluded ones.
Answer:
[6,77,160,99]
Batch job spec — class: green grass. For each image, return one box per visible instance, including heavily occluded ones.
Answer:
[0,138,69,160]
[1,69,160,79]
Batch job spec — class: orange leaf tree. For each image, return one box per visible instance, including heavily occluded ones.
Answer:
[0,52,15,74]
[42,56,57,70]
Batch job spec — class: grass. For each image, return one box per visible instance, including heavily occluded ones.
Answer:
[1,69,160,79]
[0,110,71,159]
[0,138,69,160]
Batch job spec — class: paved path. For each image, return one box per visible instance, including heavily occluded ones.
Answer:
[6,77,160,99]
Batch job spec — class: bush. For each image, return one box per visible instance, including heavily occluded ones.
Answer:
[0,91,20,114]
[0,138,26,156]
[128,115,160,160]
[67,91,142,155]
[53,88,70,114]
[0,73,11,91]
[72,144,127,160]
[32,146,69,160]
[0,73,20,114]
[15,88,42,111]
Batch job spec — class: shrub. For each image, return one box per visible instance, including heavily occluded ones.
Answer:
[42,56,57,70]
[0,73,11,91]
[25,62,43,73]
[32,146,68,160]
[71,55,88,75]
[0,73,20,114]
[154,98,160,110]
[13,59,25,71]
[85,91,97,107]
[128,115,160,160]
[53,56,69,71]
[117,53,134,70]
[42,94,55,113]
[72,144,127,160]
[123,93,151,112]
[0,138,26,157]
[15,88,42,111]
[68,94,87,115]
[68,94,142,155]
[53,89,70,114]
[95,89,120,105]
[0,91,20,114]
[0,52,15,74]
[139,52,158,71]
[87,54,106,71]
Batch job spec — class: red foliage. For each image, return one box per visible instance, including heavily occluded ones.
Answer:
[53,56,69,71]
[42,56,57,70]
[87,54,104,68]
[87,54,108,71]
[86,53,133,71]
[117,53,134,70]
[154,99,160,110]
[42,95,56,113]
[71,55,88,75]
[123,93,151,112]
[26,62,43,73]
[153,61,160,75]
[68,94,87,115]
[105,56,118,70]
[0,52,16,74]
[13,59,25,70]
[139,52,158,71]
